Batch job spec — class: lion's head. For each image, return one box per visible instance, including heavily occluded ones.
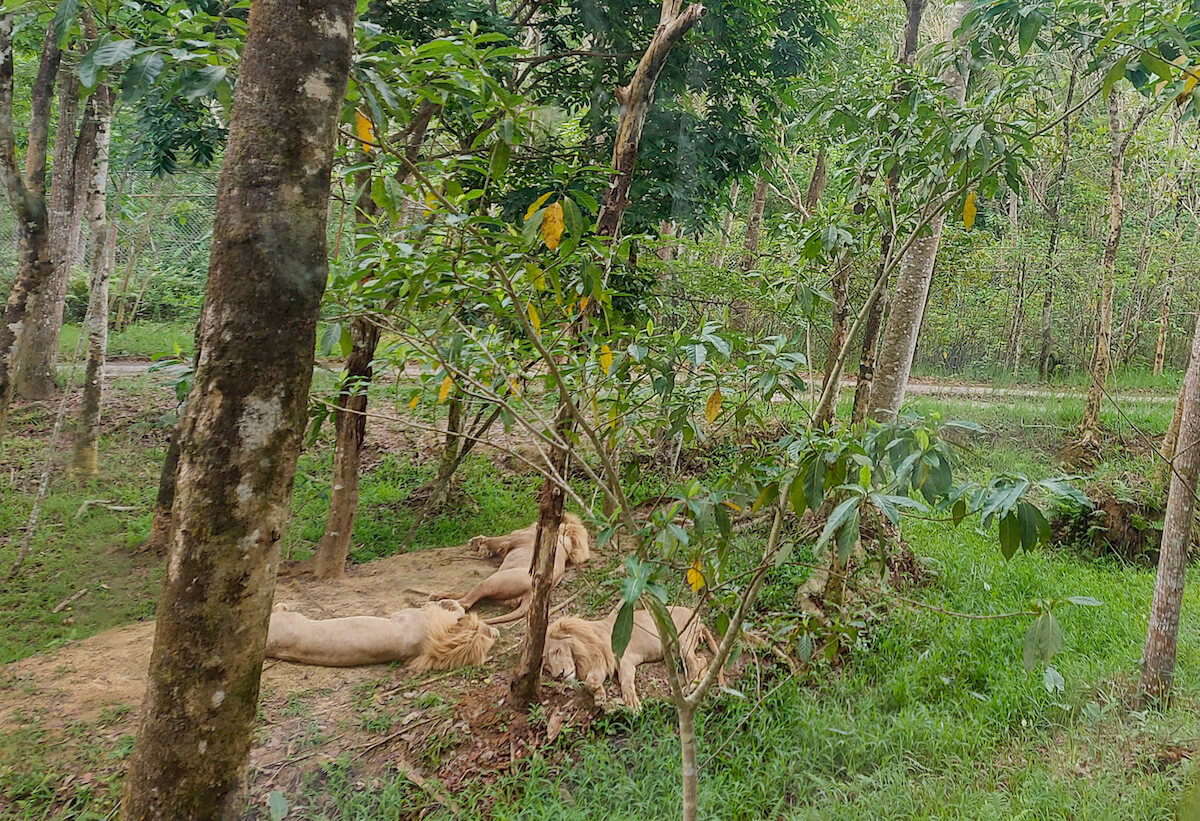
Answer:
[544,617,615,682]
[410,607,499,672]
[544,634,577,680]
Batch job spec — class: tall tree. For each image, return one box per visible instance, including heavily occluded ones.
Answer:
[510,0,705,708]
[1078,88,1153,446]
[121,1,355,816]
[850,0,926,424]
[1139,304,1200,702]
[0,18,62,437]
[868,0,971,422]
[71,86,114,475]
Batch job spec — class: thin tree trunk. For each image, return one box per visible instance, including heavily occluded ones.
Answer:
[121,3,354,816]
[679,702,699,821]
[71,87,113,475]
[1156,381,1186,488]
[1154,280,1173,375]
[313,314,381,579]
[813,171,862,429]
[803,147,827,214]
[869,0,971,421]
[112,179,171,330]
[1080,90,1150,446]
[711,178,738,267]
[1037,63,1077,381]
[0,18,61,438]
[594,0,705,239]
[1139,305,1200,702]
[739,172,769,273]
[509,404,571,708]
[144,423,182,554]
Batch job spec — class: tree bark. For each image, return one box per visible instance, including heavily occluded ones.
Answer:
[679,702,699,821]
[1156,381,1187,488]
[739,172,769,273]
[509,405,572,708]
[1153,279,1173,376]
[813,172,863,429]
[868,0,971,421]
[803,147,827,214]
[850,0,926,422]
[70,87,113,475]
[0,18,62,437]
[313,314,381,579]
[594,0,705,239]
[19,64,89,399]
[121,3,354,817]
[1080,90,1148,446]
[1139,305,1200,702]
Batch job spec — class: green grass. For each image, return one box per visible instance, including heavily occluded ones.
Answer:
[58,321,195,360]
[911,361,1184,394]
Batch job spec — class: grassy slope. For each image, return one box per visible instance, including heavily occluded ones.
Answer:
[2,352,1197,819]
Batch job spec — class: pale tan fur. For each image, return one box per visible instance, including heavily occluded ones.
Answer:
[265,600,498,670]
[543,606,725,710]
[443,513,590,624]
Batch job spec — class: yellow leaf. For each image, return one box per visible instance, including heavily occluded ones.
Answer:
[541,201,564,250]
[424,191,438,214]
[963,191,977,230]
[579,296,589,313]
[722,500,742,513]
[686,559,706,593]
[355,110,374,152]
[527,263,546,291]
[1177,70,1198,106]
[600,344,613,375]
[408,393,420,410]
[525,192,553,222]
[438,375,453,404]
[528,302,541,335]
[509,379,521,397]
[705,388,723,423]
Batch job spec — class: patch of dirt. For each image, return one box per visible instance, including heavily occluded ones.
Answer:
[1048,475,1185,565]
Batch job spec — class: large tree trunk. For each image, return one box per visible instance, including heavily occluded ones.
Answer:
[1080,89,1144,446]
[868,0,971,422]
[19,63,83,400]
[70,87,113,475]
[595,0,704,238]
[1138,306,1200,702]
[0,19,61,438]
[120,3,354,816]
[509,405,572,708]
[314,315,381,579]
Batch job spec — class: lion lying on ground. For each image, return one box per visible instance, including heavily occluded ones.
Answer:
[439,513,591,625]
[265,600,498,670]
[543,605,724,711]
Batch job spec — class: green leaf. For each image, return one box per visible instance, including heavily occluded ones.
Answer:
[562,196,583,238]
[1022,612,1062,672]
[816,496,860,555]
[53,0,81,47]
[1102,55,1130,98]
[774,540,795,569]
[1043,666,1065,694]
[268,790,289,821]
[1065,596,1102,607]
[751,483,778,513]
[91,39,136,67]
[645,596,679,647]
[339,325,353,358]
[489,140,510,179]
[1038,477,1092,509]
[180,65,227,101]
[999,512,1020,560]
[121,52,164,103]
[1017,501,1040,552]
[836,508,860,567]
[803,458,825,513]
[1018,12,1041,56]
[1138,50,1173,83]
[611,601,635,660]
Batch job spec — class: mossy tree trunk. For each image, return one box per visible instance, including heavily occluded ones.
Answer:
[120,3,354,817]
[71,86,113,475]
[0,18,61,438]
[1139,305,1200,702]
